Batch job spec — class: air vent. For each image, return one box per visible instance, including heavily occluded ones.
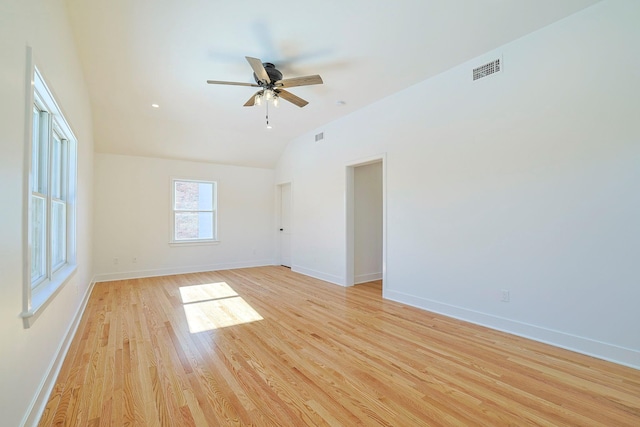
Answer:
[473,58,501,81]
[315,132,324,142]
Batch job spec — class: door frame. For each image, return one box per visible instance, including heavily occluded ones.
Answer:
[276,181,292,267]
[345,154,386,288]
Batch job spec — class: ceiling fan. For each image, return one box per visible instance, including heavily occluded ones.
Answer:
[207,56,323,108]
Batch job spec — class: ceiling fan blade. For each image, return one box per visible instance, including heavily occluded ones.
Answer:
[246,56,270,84]
[243,91,262,107]
[276,75,323,88]
[277,89,309,108]
[207,80,260,87]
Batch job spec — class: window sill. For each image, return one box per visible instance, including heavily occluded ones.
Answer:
[22,263,77,328]
[169,240,221,247]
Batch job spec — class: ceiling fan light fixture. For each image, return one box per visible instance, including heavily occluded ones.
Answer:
[207,56,323,125]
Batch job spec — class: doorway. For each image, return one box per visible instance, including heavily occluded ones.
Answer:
[278,182,292,268]
[346,156,385,289]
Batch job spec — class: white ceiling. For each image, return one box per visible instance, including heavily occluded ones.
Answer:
[65,0,601,169]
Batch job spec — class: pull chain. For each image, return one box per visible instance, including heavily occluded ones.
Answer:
[266,97,272,129]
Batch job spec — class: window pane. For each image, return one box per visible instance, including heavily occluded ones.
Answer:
[31,195,46,284]
[51,200,66,268]
[175,212,213,240]
[51,133,62,199]
[198,211,214,238]
[198,183,213,210]
[175,212,198,240]
[31,107,39,193]
[33,109,48,194]
[175,181,197,210]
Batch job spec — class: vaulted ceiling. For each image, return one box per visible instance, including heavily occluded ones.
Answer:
[65,0,601,168]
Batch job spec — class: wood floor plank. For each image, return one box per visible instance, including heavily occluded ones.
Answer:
[39,266,640,426]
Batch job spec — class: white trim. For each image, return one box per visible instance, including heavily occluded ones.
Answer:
[345,153,387,289]
[21,278,97,427]
[384,289,640,370]
[21,264,77,328]
[170,177,218,244]
[22,46,35,328]
[275,180,294,268]
[93,259,277,283]
[276,182,293,267]
[32,69,77,142]
[168,240,221,248]
[22,49,78,327]
[292,265,344,287]
[345,166,355,286]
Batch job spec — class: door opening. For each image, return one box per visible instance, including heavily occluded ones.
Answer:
[346,156,385,290]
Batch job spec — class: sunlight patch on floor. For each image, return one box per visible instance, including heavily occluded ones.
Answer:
[179,282,263,333]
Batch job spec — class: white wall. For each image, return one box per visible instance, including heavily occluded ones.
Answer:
[0,1,95,425]
[276,0,640,368]
[354,162,383,283]
[93,153,276,280]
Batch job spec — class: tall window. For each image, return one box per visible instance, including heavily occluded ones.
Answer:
[31,105,69,284]
[23,63,77,327]
[172,179,217,242]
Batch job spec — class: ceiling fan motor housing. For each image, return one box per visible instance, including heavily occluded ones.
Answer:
[254,63,283,86]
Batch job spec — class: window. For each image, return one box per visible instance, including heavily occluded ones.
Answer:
[22,61,77,327]
[171,179,217,243]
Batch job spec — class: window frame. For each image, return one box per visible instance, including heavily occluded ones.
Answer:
[22,50,78,328]
[170,178,218,245]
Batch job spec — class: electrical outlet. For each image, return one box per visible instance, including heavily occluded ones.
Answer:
[501,289,510,302]
[113,257,119,265]
[132,257,137,263]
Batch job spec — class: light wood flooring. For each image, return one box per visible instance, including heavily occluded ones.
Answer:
[39,266,640,426]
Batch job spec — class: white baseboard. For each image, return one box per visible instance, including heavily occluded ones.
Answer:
[93,259,276,283]
[22,278,97,427]
[384,289,640,370]
[292,265,345,286]
[354,272,382,284]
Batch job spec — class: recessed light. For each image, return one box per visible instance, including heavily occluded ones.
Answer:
[151,104,159,108]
